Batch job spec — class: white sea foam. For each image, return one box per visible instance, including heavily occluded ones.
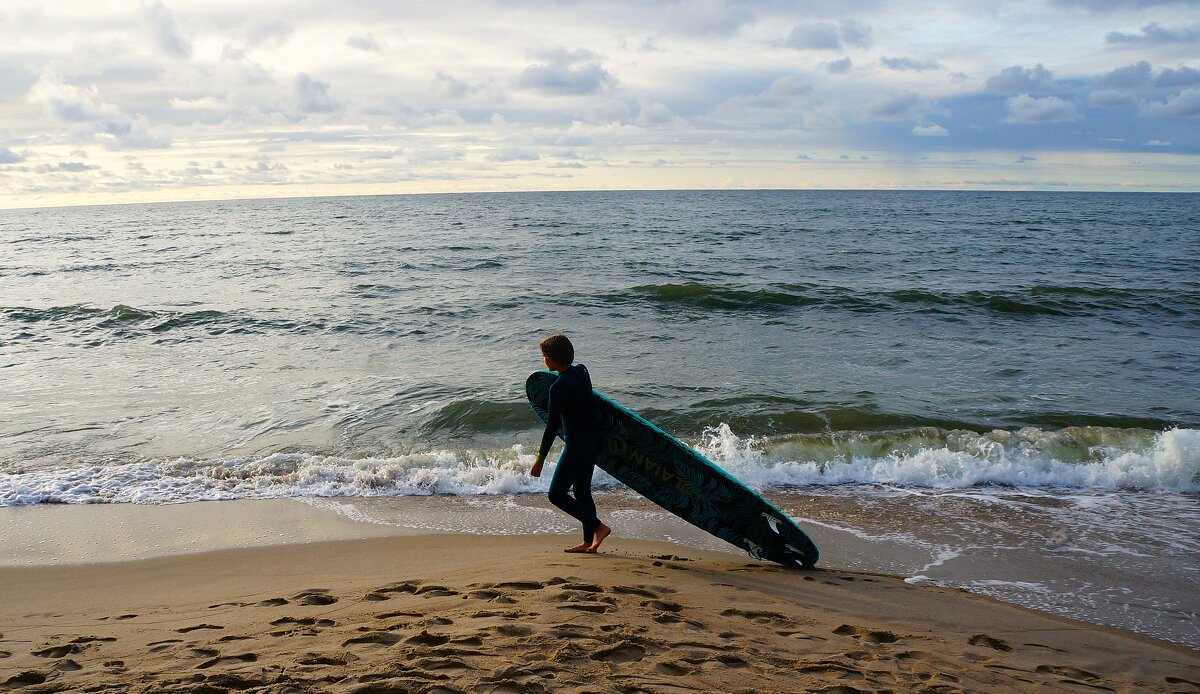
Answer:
[0,426,1197,506]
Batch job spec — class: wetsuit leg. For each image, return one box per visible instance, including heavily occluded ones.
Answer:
[548,447,601,543]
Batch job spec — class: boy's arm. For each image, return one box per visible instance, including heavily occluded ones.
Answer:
[531,391,561,477]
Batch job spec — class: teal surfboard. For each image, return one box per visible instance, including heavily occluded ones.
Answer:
[526,371,819,568]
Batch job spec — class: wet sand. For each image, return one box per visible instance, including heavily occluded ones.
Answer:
[1,522,1198,693]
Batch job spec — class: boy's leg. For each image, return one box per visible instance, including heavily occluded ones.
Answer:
[568,457,601,544]
[548,451,600,546]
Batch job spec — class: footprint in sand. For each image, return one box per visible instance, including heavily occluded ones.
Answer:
[71,636,115,645]
[189,648,220,658]
[968,633,1013,652]
[373,609,422,620]
[0,650,11,659]
[655,660,692,675]
[406,630,451,646]
[293,589,338,605]
[493,581,545,591]
[176,624,224,633]
[257,597,289,607]
[342,632,402,647]
[591,641,646,664]
[4,671,47,687]
[53,659,82,672]
[297,654,352,666]
[643,599,683,613]
[147,639,183,652]
[32,644,82,658]
[270,617,335,627]
[612,585,659,598]
[196,653,257,669]
[557,603,610,614]
[833,624,900,644]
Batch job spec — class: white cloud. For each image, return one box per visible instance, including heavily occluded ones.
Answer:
[516,49,614,96]
[347,34,383,52]
[985,64,1055,93]
[913,123,949,136]
[432,72,481,99]
[635,101,684,128]
[785,19,872,51]
[1004,94,1079,123]
[485,148,540,162]
[27,71,170,149]
[882,57,941,72]
[1142,88,1200,117]
[294,73,338,113]
[140,0,191,58]
[1106,22,1200,45]
[867,91,924,119]
[826,57,852,74]
[660,0,755,37]
[0,147,27,164]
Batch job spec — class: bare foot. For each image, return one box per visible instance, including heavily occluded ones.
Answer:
[564,543,592,553]
[587,524,612,552]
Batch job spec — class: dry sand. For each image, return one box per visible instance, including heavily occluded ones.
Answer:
[1,534,1198,694]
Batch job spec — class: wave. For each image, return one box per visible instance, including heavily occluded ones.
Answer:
[2,426,1195,506]
[615,282,1200,319]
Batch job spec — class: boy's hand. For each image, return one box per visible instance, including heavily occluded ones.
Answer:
[531,452,545,478]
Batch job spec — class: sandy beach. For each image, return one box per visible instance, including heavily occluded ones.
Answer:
[2,526,1198,694]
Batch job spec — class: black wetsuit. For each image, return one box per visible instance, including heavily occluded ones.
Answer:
[537,364,602,543]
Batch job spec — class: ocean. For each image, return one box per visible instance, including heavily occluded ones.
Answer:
[1,190,1197,646]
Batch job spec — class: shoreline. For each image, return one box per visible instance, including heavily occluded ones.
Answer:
[2,532,1197,693]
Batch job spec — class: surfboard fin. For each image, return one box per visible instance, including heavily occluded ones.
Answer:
[745,538,764,561]
[762,512,782,534]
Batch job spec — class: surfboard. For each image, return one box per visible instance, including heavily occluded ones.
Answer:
[526,370,819,568]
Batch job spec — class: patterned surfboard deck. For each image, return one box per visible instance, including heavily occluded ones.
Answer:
[526,370,819,568]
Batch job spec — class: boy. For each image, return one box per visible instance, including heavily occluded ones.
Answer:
[531,334,612,553]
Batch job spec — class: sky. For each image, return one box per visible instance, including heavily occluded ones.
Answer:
[0,0,1198,208]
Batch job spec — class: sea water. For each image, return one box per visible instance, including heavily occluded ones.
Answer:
[1,190,1197,646]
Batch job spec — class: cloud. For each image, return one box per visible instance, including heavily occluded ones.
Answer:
[1052,0,1189,11]
[1142,87,1200,117]
[294,73,338,113]
[1144,139,1172,145]
[635,101,683,127]
[785,19,872,51]
[1097,61,1153,88]
[26,71,170,149]
[245,20,292,47]
[432,72,481,99]
[881,57,942,72]
[516,48,614,96]
[140,1,191,58]
[985,64,1055,93]
[33,161,100,173]
[1107,22,1200,45]
[912,123,948,136]
[1004,94,1079,123]
[407,147,465,165]
[661,0,755,37]
[1156,65,1200,88]
[485,148,540,162]
[0,147,27,164]
[347,34,383,52]
[1089,89,1136,107]
[826,57,852,74]
[867,91,923,119]
[1015,155,1037,163]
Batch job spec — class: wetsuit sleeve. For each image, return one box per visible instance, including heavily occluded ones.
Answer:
[538,387,562,460]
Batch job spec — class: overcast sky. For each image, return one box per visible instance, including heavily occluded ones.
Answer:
[1,0,1198,207]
